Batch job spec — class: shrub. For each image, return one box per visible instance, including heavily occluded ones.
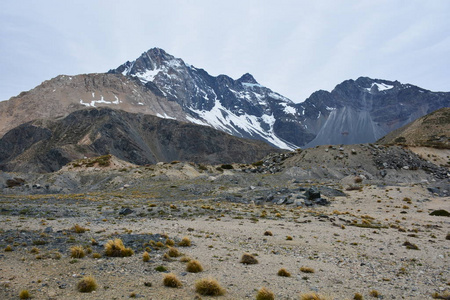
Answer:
[163,273,182,288]
[240,253,258,264]
[286,236,293,240]
[300,266,315,273]
[178,236,191,247]
[167,247,181,257]
[277,268,291,277]
[186,260,203,273]
[299,292,329,300]
[195,278,225,296]
[446,233,450,240]
[369,290,380,298]
[104,238,134,257]
[155,265,167,272]
[19,290,30,299]
[70,246,85,258]
[77,276,97,293]
[354,177,363,183]
[143,251,150,262]
[30,247,40,254]
[71,224,87,233]
[354,293,363,300]
[256,287,275,300]
[4,245,13,252]
[165,239,175,246]
[264,230,273,236]
[403,241,419,250]
[221,164,234,169]
[92,252,102,259]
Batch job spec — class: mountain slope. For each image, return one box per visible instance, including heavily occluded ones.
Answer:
[377,107,450,149]
[109,48,309,149]
[110,49,450,148]
[0,73,187,138]
[0,108,279,173]
[2,48,449,149]
[301,77,450,147]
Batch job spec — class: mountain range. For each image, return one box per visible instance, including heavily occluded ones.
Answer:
[0,47,449,173]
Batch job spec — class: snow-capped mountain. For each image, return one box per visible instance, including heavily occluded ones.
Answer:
[109,48,450,149]
[109,48,309,149]
[1,47,449,150]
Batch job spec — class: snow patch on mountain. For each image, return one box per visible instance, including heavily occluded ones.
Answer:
[188,100,295,150]
[80,95,120,107]
[365,82,394,92]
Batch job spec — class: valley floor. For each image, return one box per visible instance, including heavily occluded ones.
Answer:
[0,181,449,299]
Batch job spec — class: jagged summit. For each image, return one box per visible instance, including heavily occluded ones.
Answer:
[109,48,302,149]
[237,73,259,85]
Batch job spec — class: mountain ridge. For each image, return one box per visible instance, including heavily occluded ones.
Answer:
[0,107,279,173]
[1,47,449,150]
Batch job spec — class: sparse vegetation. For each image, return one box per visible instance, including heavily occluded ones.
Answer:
[299,292,329,300]
[162,273,182,288]
[70,245,85,258]
[104,238,134,257]
[19,290,31,299]
[354,293,363,300]
[403,241,419,250]
[178,236,191,247]
[369,290,380,298]
[186,259,203,273]
[300,266,315,273]
[143,251,150,262]
[77,276,97,293]
[71,224,87,233]
[240,253,258,264]
[256,287,275,300]
[155,265,167,272]
[167,247,181,257]
[277,268,291,277]
[195,277,226,296]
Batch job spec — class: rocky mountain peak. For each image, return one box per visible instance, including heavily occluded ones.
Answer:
[237,73,259,85]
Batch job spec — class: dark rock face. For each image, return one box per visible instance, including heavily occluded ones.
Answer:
[303,77,450,147]
[110,49,450,149]
[0,108,280,173]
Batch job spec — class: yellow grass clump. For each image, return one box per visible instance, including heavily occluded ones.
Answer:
[77,276,97,293]
[186,260,204,273]
[195,277,226,296]
[104,238,134,257]
[256,287,275,300]
[163,273,182,288]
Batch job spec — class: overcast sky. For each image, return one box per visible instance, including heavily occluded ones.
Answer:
[1,1,449,103]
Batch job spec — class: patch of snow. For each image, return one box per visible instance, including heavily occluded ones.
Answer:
[365,82,394,92]
[133,67,162,83]
[92,92,95,98]
[156,113,176,120]
[279,103,296,115]
[138,102,144,105]
[317,111,321,119]
[242,82,262,88]
[79,95,120,107]
[326,106,336,111]
[52,89,56,92]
